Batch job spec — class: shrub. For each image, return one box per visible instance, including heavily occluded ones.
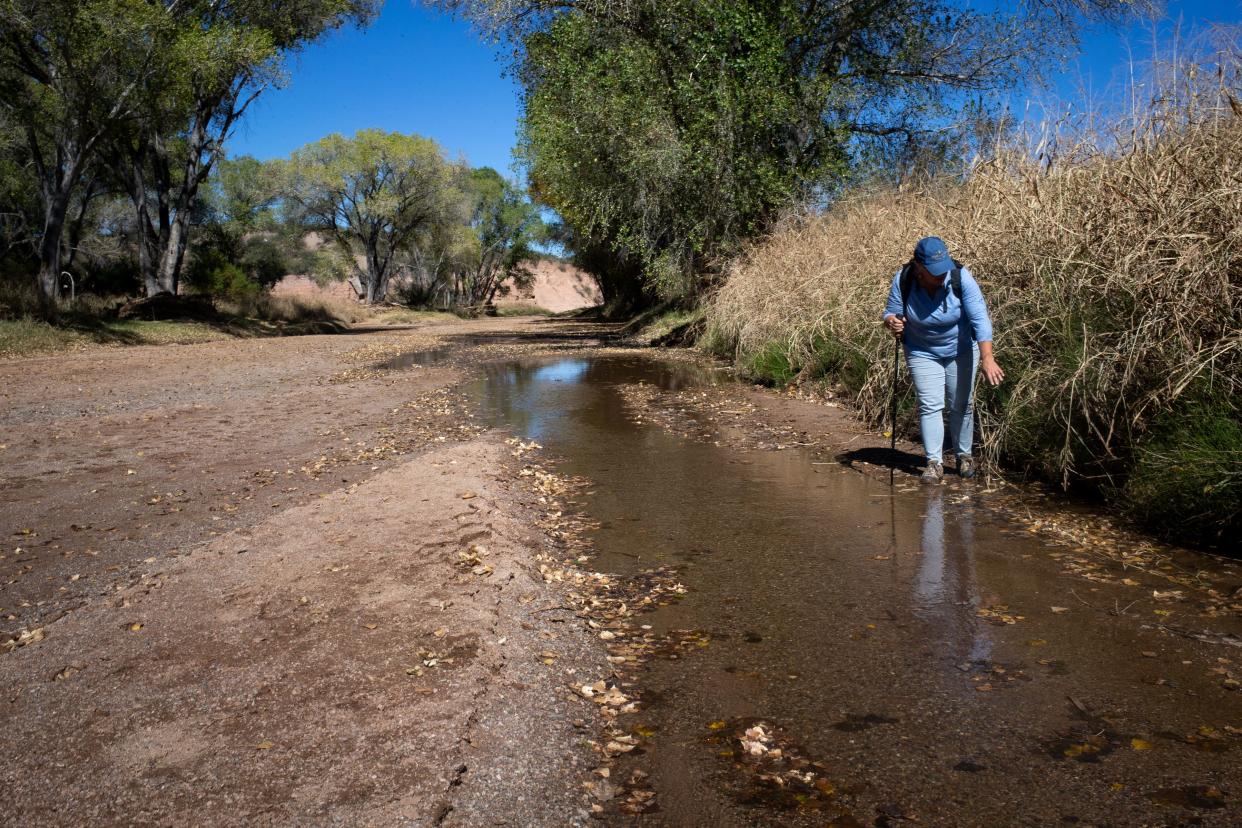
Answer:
[1122,403,1242,546]
[185,249,260,299]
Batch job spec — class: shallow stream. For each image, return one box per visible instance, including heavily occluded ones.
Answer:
[470,353,1239,826]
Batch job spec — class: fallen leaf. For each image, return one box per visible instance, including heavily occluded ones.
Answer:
[459,491,477,500]
[1131,738,1154,751]
[1050,606,1070,614]
[255,741,274,750]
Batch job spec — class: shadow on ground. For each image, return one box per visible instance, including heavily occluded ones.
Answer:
[839,446,925,475]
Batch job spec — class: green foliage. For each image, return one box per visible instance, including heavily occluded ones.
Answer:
[520,3,848,300]
[194,155,312,290]
[742,341,797,386]
[1123,403,1242,547]
[459,167,544,305]
[208,156,281,235]
[278,129,463,303]
[185,249,259,299]
[441,0,1131,303]
[806,334,871,397]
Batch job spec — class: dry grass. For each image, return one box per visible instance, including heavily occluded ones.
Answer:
[707,86,1242,546]
[219,293,369,325]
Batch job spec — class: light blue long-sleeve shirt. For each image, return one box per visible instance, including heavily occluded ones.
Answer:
[882,265,993,359]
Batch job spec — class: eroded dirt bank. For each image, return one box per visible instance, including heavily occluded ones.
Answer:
[2,317,1241,827]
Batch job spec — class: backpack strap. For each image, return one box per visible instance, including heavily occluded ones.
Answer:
[950,259,963,299]
[899,261,915,318]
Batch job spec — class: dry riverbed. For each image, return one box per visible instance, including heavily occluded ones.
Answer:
[2,316,1240,826]
[0,318,621,825]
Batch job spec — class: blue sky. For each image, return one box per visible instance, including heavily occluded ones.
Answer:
[228,1,1240,173]
[230,3,520,173]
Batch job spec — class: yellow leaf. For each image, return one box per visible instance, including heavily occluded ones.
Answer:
[256,741,275,750]
[1027,639,1048,647]
[708,720,728,731]
[1131,738,1154,751]
[129,623,143,632]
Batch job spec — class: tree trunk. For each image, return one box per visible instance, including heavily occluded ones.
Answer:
[150,96,229,296]
[158,211,190,294]
[136,201,161,297]
[130,170,162,296]
[37,189,70,305]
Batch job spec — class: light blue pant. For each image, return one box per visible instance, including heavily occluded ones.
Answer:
[906,346,978,464]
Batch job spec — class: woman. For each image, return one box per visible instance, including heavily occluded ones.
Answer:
[882,236,1004,483]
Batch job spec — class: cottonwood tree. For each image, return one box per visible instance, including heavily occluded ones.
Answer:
[279,130,464,304]
[108,0,375,297]
[456,167,543,306]
[1,0,374,304]
[0,0,167,305]
[438,0,1147,304]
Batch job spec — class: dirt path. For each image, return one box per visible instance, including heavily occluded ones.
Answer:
[2,317,1239,826]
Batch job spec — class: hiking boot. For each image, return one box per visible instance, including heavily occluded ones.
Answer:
[920,460,944,484]
[957,455,976,479]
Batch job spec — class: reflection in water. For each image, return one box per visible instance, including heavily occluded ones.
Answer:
[914,490,991,663]
[478,356,719,444]
[532,360,590,384]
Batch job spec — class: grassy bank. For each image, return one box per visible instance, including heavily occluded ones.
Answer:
[705,108,1241,549]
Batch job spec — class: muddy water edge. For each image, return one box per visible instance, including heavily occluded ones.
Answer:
[465,351,1242,827]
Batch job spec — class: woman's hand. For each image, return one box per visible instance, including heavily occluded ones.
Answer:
[883,314,904,339]
[980,356,1005,386]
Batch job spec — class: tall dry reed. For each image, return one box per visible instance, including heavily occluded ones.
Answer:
[706,85,1242,546]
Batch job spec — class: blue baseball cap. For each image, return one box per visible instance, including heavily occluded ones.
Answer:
[914,236,953,277]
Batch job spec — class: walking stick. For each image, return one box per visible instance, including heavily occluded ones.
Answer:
[890,320,901,486]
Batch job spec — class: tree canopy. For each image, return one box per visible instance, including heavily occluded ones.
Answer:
[278,129,465,304]
[0,0,376,303]
[439,0,1146,304]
